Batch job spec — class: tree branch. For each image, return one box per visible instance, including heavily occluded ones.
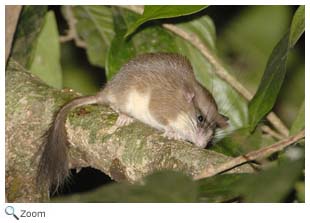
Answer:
[194,130,304,180]
[5,59,253,202]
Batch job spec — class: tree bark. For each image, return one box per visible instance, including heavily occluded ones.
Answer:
[5,59,253,202]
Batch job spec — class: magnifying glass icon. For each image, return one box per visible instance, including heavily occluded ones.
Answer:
[5,206,19,220]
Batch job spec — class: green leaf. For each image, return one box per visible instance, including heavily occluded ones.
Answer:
[248,33,289,131]
[29,11,62,89]
[236,158,304,202]
[197,174,247,202]
[176,14,216,52]
[105,8,136,80]
[218,6,291,91]
[289,5,305,48]
[54,171,197,202]
[11,5,48,68]
[249,6,305,131]
[127,14,179,54]
[70,6,114,68]
[290,100,305,135]
[125,5,208,37]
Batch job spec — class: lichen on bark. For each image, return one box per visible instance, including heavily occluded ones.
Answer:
[5,59,253,202]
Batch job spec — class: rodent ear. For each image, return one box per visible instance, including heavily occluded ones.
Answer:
[183,85,195,103]
[216,114,229,129]
[184,91,195,103]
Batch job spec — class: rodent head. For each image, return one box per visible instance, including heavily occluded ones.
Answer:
[175,87,229,148]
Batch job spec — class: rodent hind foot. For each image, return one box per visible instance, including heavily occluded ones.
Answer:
[115,113,134,127]
[107,113,134,134]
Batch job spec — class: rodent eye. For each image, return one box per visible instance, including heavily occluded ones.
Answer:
[197,115,204,123]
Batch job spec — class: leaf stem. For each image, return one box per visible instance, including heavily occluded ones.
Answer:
[261,125,284,140]
[59,6,87,48]
[194,130,304,180]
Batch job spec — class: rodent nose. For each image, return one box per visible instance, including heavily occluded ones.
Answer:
[195,139,208,149]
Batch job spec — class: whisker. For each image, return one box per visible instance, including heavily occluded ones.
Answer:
[213,125,251,140]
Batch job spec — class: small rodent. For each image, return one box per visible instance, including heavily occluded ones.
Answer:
[37,53,228,192]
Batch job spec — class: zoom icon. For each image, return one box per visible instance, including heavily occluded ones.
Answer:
[5,206,19,220]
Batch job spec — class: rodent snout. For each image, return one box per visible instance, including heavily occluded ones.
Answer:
[191,128,214,148]
[193,137,209,148]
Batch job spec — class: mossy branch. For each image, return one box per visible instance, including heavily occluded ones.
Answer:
[5,60,253,202]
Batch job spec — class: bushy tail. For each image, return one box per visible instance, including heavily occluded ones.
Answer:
[37,95,98,193]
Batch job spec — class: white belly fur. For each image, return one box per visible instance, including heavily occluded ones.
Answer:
[125,90,164,131]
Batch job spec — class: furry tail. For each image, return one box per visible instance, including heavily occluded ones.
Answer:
[37,95,98,193]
